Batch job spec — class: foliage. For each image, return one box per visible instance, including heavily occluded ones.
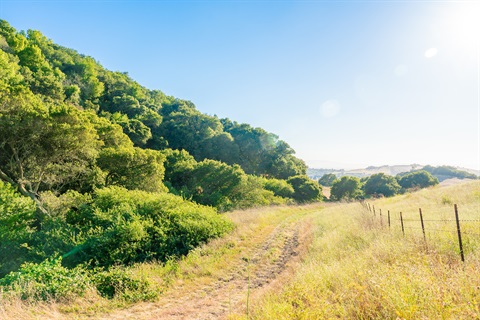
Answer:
[0,257,156,303]
[0,180,37,277]
[162,153,290,210]
[63,187,234,268]
[0,184,233,277]
[0,74,102,214]
[420,165,477,181]
[0,20,318,299]
[263,178,295,199]
[0,258,90,301]
[223,175,288,211]
[318,173,338,187]
[221,119,307,179]
[1,19,307,212]
[185,160,245,208]
[330,176,363,201]
[97,146,167,192]
[93,266,157,302]
[363,173,401,197]
[397,170,439,190]
[287,175,323,203]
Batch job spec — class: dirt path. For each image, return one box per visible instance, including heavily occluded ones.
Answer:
[100,220,306,320]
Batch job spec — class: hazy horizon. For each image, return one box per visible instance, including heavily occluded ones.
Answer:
[1,1,478,170]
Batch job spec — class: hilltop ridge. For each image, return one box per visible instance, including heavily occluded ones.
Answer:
[308,164,479,181]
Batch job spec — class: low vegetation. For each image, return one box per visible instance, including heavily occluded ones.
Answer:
[1,181,477,319]
[232,180,480,319]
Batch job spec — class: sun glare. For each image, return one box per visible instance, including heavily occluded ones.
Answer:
[432,3,480,59]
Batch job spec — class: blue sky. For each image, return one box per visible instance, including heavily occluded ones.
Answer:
[1,1,479,170]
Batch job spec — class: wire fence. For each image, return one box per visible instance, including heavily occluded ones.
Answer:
[360,202,480,263]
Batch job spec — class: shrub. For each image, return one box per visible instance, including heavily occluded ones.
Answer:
[397,170,439,190]
[363,173,401,198]
[287,175,323,203]
[264,178,295,199]
[63,187,234,267]
[318,173,338,187]
[224,175,288,211]
[330,176,363,201]
[0,257,90,301]
[93,266,157,302]
[0,180,37,277]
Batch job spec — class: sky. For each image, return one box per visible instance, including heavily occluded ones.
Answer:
[1,0,479,170]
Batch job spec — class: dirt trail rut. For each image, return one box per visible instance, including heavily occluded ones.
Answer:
[101,222,303,320]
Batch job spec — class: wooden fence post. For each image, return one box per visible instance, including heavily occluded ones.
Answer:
[419,208,426,243]
[388,210,390,228]
[373,205,376,216]
[454,204,465,262]
[400,212,405,236]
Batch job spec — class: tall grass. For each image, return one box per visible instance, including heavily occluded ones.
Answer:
[233,181,480,319]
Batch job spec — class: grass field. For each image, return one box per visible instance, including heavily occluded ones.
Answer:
[231,180,480,319]
[1,180,479,319]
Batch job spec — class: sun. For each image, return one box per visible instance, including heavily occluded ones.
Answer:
[432,2,480,59]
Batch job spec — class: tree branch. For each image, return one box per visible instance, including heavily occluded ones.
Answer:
[0,168,16,186]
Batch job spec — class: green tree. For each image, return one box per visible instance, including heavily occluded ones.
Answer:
[0,20,27,53]
[161,149,197,190]
[397,170,438,190]
[318,173,338,187]
[97,147,167,192]
[186,160,245,208]
[263,178,295,199]
[363,173,400,197]
[330,176,363,201]
[421,165,477,180]
[287,175,323,203]
[0,89,101,218]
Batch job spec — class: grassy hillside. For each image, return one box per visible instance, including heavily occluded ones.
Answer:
[232,180,480,319]
[1,180,478,319]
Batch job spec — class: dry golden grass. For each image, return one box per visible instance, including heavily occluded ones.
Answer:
[232,180,480,319]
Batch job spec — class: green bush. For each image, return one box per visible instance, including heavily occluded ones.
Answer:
[224,175,288,211]
[330,176,363,201]
[63,187,234,267]
[363,173,401,197]
[318,173,338,187]
[263,178,295,199]
[287,175,323,203]
[93,266,157,302]
[0,180,37,277]
[0,257,90,301]
[397,170,438,190]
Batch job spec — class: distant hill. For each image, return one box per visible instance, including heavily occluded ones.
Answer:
[308,164,479,182]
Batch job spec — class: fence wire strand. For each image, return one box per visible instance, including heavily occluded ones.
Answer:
[364,202,479,262]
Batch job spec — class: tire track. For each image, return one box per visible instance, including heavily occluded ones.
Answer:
[101,221,303,320]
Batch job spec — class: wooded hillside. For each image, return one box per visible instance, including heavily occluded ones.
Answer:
[0,19,323,283]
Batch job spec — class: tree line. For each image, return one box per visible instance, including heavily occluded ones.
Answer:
[0,19,324,292]
[319,170,443,201]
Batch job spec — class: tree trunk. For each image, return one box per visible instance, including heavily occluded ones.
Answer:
[0,168,48,228]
